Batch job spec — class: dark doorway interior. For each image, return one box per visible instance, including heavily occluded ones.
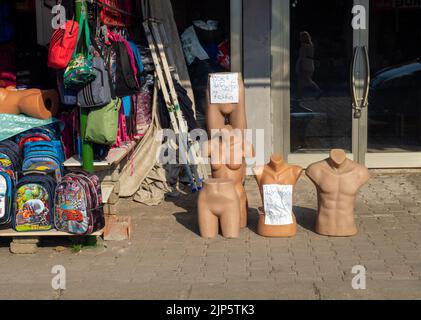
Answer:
[171,0,231,128]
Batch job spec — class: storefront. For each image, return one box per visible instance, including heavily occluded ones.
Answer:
[234,0,421,168]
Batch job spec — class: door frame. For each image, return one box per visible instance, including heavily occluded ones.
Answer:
[272,0,421,169]
[272,0,364,167]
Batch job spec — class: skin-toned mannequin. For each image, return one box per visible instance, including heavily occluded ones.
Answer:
[253,154,303,237]
[0,87,59,119]
[306,149,370,237]
[203,125,249,228]
[206,72,247,132]
[198,178,240,238]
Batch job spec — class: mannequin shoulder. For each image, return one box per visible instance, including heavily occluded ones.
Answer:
[289,165,304,179]
[253,165,265,179]
[356,164,370,184]
[305,161,325,181]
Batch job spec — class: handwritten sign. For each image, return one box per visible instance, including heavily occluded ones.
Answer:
[209,73,239,104]
[263,184,293,226]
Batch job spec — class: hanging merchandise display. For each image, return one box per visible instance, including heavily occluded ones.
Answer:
[85,98,121,145]
[64,11,96,89]
[48,20,80,70]
[76,39,113,108]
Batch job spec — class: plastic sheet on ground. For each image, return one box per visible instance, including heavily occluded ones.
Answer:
[0,114,62,142]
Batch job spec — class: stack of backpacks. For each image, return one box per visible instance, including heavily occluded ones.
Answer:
[0,127,105,234]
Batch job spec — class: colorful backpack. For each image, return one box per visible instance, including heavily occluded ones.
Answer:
[0,140,22,181]
[22,140,64,181]
[0,170,13,226]
[23,140,65,164]
[13,172,56,232]
[55,172,104,234]
[63,12,96,89]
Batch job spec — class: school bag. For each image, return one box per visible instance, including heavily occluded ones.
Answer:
[113,41,139,97]
[0,170,13,226]
[0,140,22,181]
[55,171,104,234]
[48,20,79,69]
[22,141,64,181]
[85,97,121,145]
[77,39,113,108]
[13,172,56,232]
[63,12,96,89]
[23,140,65,164]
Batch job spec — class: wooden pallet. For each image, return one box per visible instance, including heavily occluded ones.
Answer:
[0,228,104,254]
[0,228,103,237]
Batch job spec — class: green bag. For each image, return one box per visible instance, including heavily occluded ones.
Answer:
[85,98,121,145]
[63,12,96,89]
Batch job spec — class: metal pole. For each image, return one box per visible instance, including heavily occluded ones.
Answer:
[75,0,94,173]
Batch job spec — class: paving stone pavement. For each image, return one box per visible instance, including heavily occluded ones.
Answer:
[1,173,421,300]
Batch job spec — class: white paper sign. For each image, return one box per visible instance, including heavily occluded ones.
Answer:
[210,73,239,104]
[263,184,293,226]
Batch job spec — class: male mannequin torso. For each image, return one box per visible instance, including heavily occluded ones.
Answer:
[306,149,370,236]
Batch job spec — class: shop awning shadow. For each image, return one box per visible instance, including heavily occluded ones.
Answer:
[294,206,317,234]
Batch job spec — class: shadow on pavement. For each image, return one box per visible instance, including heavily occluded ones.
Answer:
[294,206,317,233]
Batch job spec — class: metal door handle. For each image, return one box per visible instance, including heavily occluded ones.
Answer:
[361,45,370,109]
[350,47,360,118]
[351,46,371,119]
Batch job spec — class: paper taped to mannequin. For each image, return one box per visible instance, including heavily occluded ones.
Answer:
[263,184,293,226]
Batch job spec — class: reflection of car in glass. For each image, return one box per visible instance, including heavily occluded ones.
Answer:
[369,59,421,121]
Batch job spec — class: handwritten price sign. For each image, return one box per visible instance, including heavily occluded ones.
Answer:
[209,73,239,104]
[263,185,293,226]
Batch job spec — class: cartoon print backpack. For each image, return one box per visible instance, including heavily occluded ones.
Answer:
[0,170,13,226]
[0,140,22,181]
[55,171,104,234]
[13,172,56,232]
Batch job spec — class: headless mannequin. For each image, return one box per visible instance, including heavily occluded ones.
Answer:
[203,125,248,228]
[0,87,59,119]
[306,149,370,237]
[198,178,240,238]
[253,154,303,237]
[206,72,247,132]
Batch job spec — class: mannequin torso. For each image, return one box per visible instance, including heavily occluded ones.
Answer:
[206,73,247,132]
[253,155,303,237]
[306,150,370,236]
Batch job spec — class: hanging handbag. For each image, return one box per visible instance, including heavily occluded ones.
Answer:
[63,12,96,89]
[77,38,113,108]
[48,19,79,69]
[85,98,121,145]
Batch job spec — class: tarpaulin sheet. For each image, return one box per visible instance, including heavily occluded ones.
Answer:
[0,114,62,141]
